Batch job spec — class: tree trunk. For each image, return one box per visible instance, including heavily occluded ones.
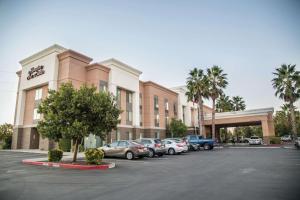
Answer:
[212,98,216,140]
[290,103,297,141]
[198,96,205,137]
[72,138,79,163]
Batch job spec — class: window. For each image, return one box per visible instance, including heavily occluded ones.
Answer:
[182,106,186,123]
[139,93,142,106]
[33,108,40,120]
[127,132,132,140]
[174,102,177,116]
[139,108,143,126]
[126,91,133,125]
[35,88,43,100]
[165,116,169,127]
[165,99,169,111]
[118,141,128,147]
[99,81,108,92]
[127,111,132,122]
[116,88,121,108]
[155,132,160,139]
[155,114,160,127]
[110,141,118,147]
[154,95,159,110]
[139,132,144,139]
[116,130,121,141]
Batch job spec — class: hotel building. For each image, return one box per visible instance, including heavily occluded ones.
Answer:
[12,45,275,150]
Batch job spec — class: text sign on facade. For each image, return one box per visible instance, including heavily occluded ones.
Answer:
[27,65,45,80]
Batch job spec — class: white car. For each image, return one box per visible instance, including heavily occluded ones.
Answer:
[249,136,263,145]
[281,135,292,142]
[162,139,188,155]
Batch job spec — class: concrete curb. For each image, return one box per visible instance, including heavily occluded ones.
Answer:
[22,159,115,170]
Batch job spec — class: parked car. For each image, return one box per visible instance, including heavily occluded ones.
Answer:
[135,138,166,157]
[295,137,300,149]
[248,136,263,145]
[162,139,188,155]
[184,135,214,150]
[281,135,292,142]
[100,140,149,160]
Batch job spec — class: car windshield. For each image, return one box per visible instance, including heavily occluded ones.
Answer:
[251,137,259,139]
[130,141,141,145]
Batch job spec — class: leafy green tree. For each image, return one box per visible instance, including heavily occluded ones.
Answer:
[231,96,246,111]
[169,118,188,138]
[37,82,121,162]
[207,66,228,140]
[186,68,209,136]
[0,123,13,149]
[272,64,300,140]
[274,109,300,137]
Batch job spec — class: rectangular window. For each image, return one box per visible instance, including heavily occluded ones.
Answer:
[165,115,169,127]
[182,106,186,123]
[139,132,144,139]
[126,91,133,125]
[155,132,160,139]
[155,114,160,127]
[116,88,121,108]
[116,130,121,141]
[99,81,108,92]
[174,102,177,116]
[35,88,43,100]
[33,108,40,120]
[127,132,132,140]
[165,99,169,111]
[154,95,159,110]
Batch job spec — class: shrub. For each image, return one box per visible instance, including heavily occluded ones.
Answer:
[270,137,281,144]
[58,138,71,152]
[48,149,63,162]
[2,136,12,149]
[85,148,104,165]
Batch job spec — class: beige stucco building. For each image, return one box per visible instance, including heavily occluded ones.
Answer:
[12,45,275,150]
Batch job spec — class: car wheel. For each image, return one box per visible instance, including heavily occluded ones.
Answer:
[168,148,175,155]
[148,149,155,158]
[203,143,210,150]
[126,151,134,160]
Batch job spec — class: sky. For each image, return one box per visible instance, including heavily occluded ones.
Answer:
[0,0,299,124]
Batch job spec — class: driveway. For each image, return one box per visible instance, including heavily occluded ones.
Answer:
[0,148,299,200]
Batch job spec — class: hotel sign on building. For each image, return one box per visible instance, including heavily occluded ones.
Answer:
[27,65,45,80]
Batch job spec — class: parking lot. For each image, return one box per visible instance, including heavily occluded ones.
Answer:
[0,147,299,200]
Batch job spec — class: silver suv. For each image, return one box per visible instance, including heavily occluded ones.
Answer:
[136,138,166,157]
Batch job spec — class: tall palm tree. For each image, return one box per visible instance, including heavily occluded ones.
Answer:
[186,68,209,136]
[207,66,228,140]
[216,94,233,112]
[231,96,246,111]
[272,64,300,140]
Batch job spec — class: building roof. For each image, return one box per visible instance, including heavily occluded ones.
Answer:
[99,58,142,76]
[19,44,66,66]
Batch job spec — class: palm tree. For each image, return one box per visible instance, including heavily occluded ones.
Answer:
[216,94,233,112]
[216,94,233,142]
[231,96,246,111]
[207,66,228,140]
[186,68,209,136]
[272,64,300,140]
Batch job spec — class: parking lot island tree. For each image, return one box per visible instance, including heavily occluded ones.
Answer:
[37,82,121,162]
[272,64,300,141]
[169,118,188,138]
[207,66,228,140]
[186,68,209,136]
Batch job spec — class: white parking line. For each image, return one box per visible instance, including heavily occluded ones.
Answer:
[228,147,281,149]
